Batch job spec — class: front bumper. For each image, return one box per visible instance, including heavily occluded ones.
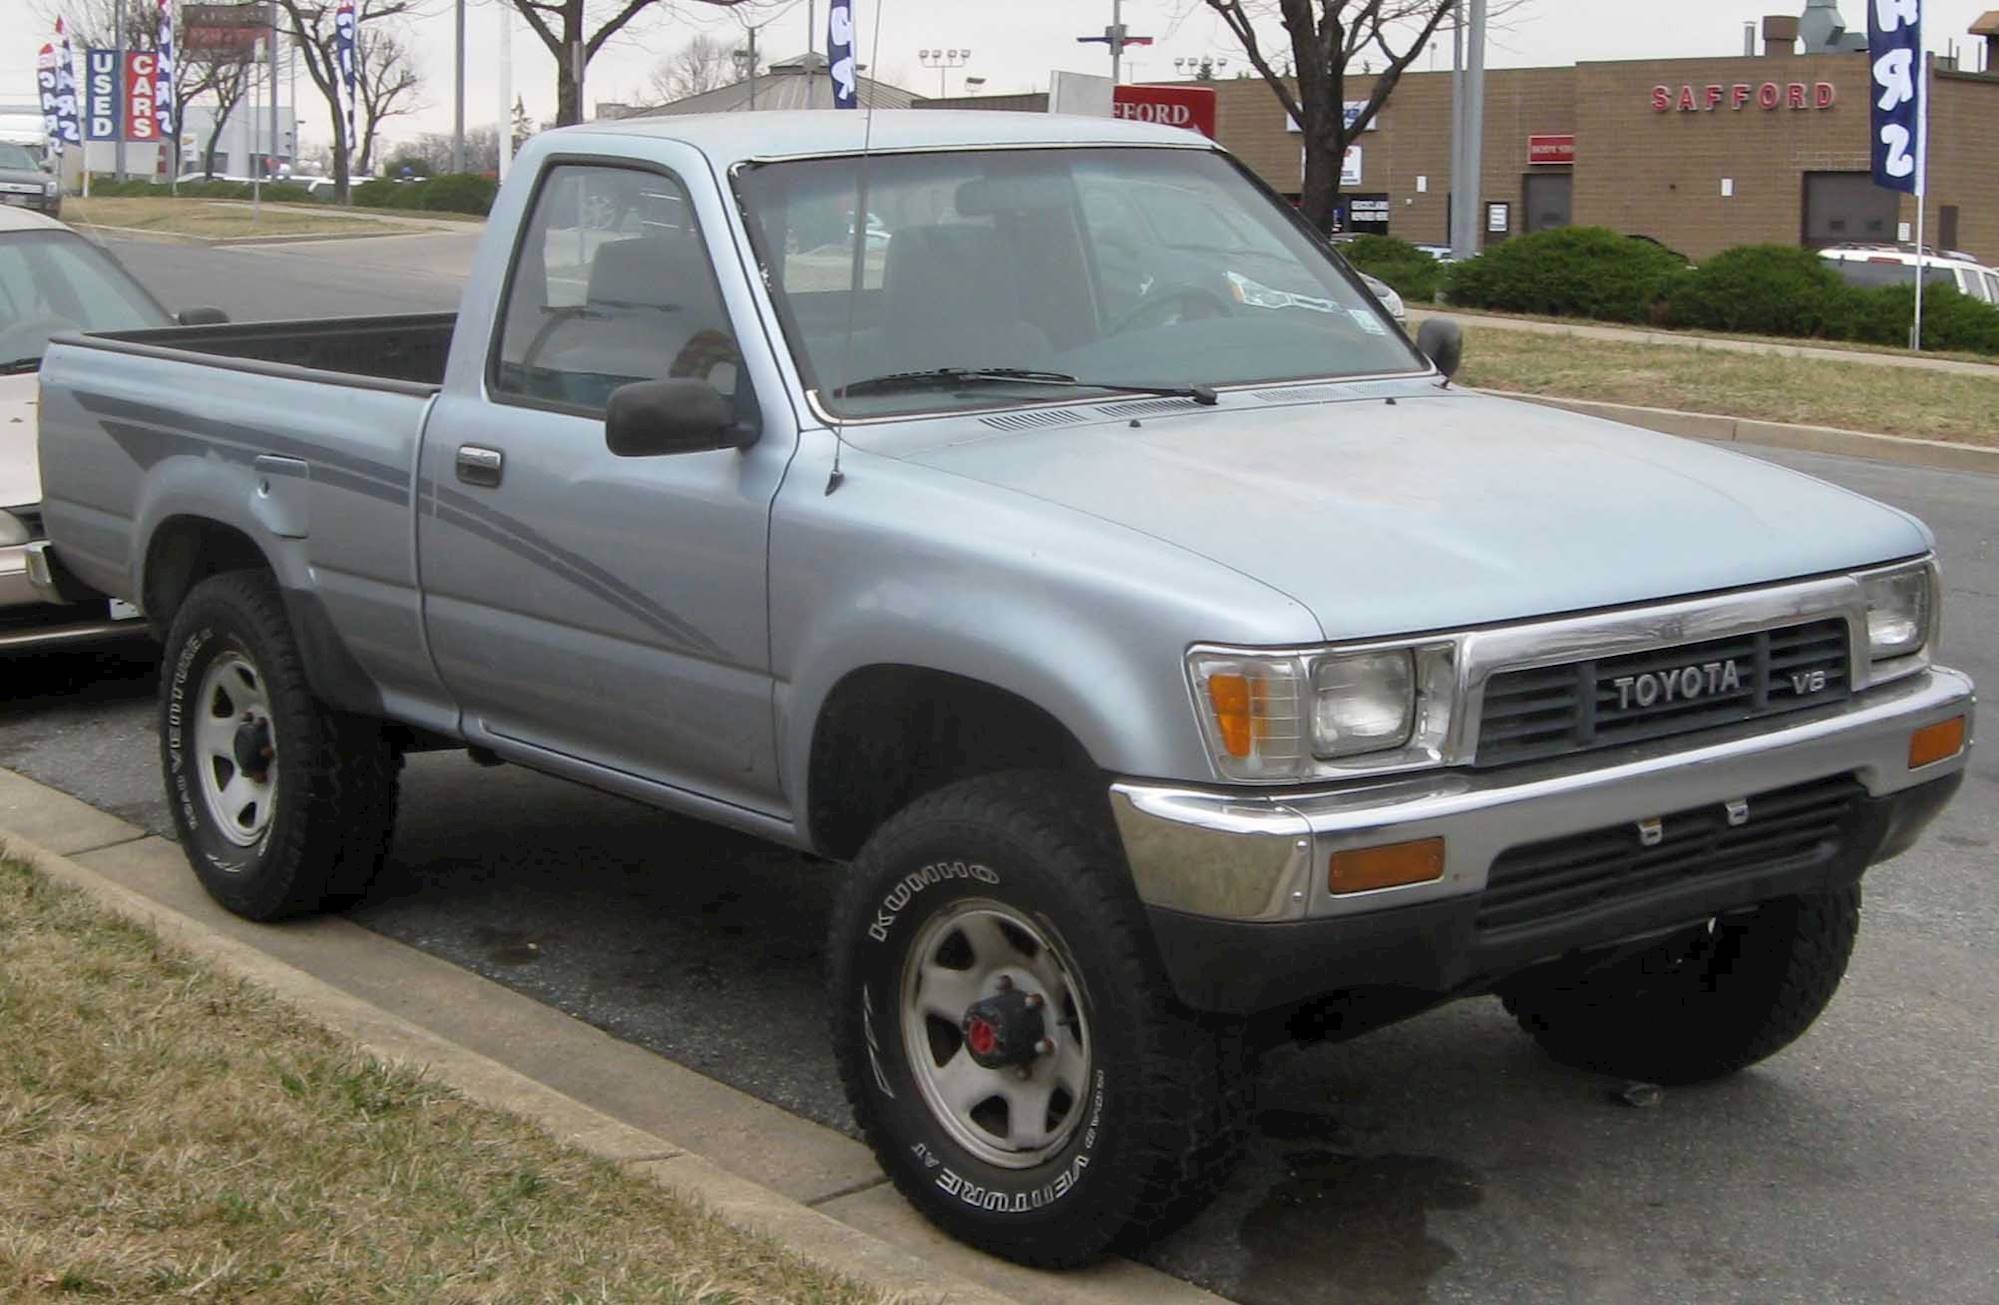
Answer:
[0,542,143,650]
[1111,666,1973,1013]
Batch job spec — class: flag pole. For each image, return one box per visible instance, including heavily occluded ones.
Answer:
[1911,43,1931,352]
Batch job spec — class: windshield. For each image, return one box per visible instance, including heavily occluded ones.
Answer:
[737,147,1422,417]
[0,143,41,171]
[0,231,168,370]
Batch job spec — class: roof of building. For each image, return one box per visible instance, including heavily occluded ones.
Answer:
[632,52,919,118]
[555,110,1207,168]
[1973,10,1999,36]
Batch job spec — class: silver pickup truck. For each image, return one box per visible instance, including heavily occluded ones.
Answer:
[32,112,1974,1266]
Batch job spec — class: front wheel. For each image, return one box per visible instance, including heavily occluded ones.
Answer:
[828,773,1249,1267]
[160,570,401,920]
[1500,887,1862,1085]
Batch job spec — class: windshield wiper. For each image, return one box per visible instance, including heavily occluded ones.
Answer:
[838,367,1218,406]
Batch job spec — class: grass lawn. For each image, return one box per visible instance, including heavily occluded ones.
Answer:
[0,857,883,1303]
[1427,306,1999,368]
[65,196,424,240]
[1458,326,1999,446]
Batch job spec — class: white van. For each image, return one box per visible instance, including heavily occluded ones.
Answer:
[1820,244,1999,304]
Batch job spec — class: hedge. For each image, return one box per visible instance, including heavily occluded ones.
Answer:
[413,172,497,216]
[1338,234,1446,303]
[1445,227,1690,324]
[1665,244,1855,338]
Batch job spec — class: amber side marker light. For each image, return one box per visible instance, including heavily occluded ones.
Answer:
[1330,838,1446,895]
[1909,717,1967,769]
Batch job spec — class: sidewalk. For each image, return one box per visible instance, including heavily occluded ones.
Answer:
[1413,306,1998,378]
[0,767,1221,1305]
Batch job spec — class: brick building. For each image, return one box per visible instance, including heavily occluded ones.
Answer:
[921,17,1999,263]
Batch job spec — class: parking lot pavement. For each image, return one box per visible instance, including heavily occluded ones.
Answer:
[102,230,474,320]
[9,240,1994,1300]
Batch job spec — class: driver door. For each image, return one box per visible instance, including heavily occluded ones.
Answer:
[416,159,788,814]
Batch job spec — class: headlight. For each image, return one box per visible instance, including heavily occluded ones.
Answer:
[1189,642,1457,781]
[1859,563,1933,661]
[44,179,58,195]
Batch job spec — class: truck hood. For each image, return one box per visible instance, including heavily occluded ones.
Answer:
[0,371,38,509]
[893,391,1930,640]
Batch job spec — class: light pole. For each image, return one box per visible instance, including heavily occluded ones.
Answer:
[452,0,465,173]
[1174,55,1229,81]
[918,48,970,98]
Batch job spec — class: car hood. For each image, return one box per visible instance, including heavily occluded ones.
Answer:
[891,390,1931,640]
[0,167,49,188]
[0,371,39,509]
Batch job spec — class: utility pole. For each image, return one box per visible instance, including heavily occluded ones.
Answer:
[1449,0,1487,260]
[452,0,466,173]
[268,0,281,175]
[746,25,759,110]
[1112,0,1124,85]
[497,5,512,179]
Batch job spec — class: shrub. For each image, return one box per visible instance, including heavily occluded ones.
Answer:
[353,178,423,209]
[1665,245,1854,337]
[1444,226,1689,323]
[1844,284,1999,356]
[1339,234,1446,303]
[417,172,497,216]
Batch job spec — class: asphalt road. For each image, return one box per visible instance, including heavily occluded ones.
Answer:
[10,235,1994,1302]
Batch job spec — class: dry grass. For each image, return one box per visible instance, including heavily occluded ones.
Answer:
[1458,326,1999,446]
[65,197,424,240]
[0,857,887,1303]
[1427,306,1999,367]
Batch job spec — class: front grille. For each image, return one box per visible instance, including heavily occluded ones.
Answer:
[1477,775,1864,934]
[1475,619,1850,768]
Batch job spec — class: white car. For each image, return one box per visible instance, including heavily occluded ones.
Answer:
[1820,244,1999,304]
[0,208,185,648]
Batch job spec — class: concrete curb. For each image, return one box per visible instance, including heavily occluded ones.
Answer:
[0,768,1224,1305]
[1488,390,1999,477]
[70,221,429,247]
[0,818,1017,1303]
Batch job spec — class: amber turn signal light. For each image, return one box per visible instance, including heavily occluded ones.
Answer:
[1329,837,1446,895]
[1908,717,1967,769]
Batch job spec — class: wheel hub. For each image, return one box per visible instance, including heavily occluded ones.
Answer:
[231,717,274,784]
[960,986,1047,1070]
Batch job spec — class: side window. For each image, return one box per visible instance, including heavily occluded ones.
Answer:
[493,163,742,414]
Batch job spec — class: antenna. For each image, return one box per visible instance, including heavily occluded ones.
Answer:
[827,0,886,496]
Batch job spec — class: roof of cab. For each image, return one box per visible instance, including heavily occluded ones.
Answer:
[0,206,66,234]
[554,110,1216,168]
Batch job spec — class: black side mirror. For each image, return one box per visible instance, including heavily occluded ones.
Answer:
[605,378,750,456]
[1416,316,1463,381]
[177,306,229,326]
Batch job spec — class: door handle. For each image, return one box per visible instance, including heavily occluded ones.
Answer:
[455,445,504,487]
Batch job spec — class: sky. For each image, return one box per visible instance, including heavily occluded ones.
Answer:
[4,1,1996,158]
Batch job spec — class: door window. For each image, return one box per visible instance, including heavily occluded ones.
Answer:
[492,163,742,414]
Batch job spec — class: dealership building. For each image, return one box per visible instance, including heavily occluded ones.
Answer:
[920,6,1999,263]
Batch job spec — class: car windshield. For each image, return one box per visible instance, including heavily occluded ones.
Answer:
[736,146,1422,417]
[0,143,40,171]
[0,231,168,370]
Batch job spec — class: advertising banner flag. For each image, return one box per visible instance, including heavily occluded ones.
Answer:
[126,51,161,142]
[1867,0,1925,194]
[335,0,358,149]
[55,21,82,153]
[85,49,121,141]
[37,43,62,156]
[157,0,177,142]
[828,0,858,109]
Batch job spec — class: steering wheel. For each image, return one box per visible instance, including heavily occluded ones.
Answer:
[1106,285,1233,337]
[0,317,82,365]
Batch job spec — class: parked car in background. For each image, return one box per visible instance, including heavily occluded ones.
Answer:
[1820,244,1999,304]
[1356,269,1407,325]
[0,208,208,648]
[0,142,62,219]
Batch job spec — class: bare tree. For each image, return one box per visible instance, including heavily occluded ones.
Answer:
[1202,1,1495,229]
[273,0,419,201]
[648,32,742,104]
[505,0,761,126]
[353,26,423,176]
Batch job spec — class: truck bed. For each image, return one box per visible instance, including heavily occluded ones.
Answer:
[66,312,456,391]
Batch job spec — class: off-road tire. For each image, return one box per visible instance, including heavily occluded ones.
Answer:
[160,570,401,920]
[1500,887,1861,1085]
[827,772,1250,1267]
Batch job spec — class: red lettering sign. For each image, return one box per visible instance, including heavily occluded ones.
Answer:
[124,50,157,141]
[1112,85,1218,139]
[1652,79,1841,114]
[1527,134,1575,165]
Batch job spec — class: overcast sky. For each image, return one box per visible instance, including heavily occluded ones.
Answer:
[5,2,1996,156]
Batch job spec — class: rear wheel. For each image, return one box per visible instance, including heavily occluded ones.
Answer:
[1501,888,1862,1085]
[160,570,400,920]
[828,773,1249,1267]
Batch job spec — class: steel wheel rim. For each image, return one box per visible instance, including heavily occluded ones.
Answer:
[192,650,278,850]
[899,897,1093,1170]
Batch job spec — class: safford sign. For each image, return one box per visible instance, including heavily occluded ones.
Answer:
[1112,85,1218,138]
[1652,80,1837,112]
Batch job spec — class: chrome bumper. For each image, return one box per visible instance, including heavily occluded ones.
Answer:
[0,542,143,650]
[1111,666,1975,923]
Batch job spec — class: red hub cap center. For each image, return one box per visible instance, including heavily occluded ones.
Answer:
[965,1017,999,1058]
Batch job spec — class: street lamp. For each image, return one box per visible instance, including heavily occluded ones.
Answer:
[1174,55,1229,81]
[918,48,971,98]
